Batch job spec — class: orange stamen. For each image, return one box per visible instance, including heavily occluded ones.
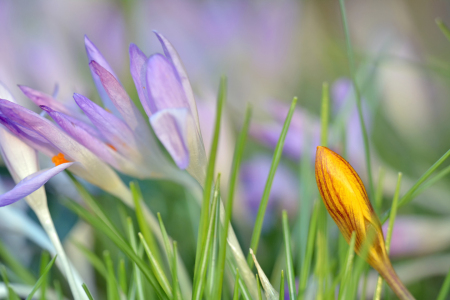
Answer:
[52,153,70,166]
[106,143,117,151]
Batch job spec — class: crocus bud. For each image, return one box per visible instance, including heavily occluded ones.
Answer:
[315,146,415,300]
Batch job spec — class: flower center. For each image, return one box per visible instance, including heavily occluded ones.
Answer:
[52,153,70,166]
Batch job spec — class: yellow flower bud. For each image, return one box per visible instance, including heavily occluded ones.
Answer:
[315,146,415,300]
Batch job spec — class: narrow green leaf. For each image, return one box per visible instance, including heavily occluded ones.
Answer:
[233,268,240,300]
[139,232,173,298]
[382,148,450,223]
[0,240,36,285]
[320,82,329,146]
[279,271,284,300]
[250,249,279,300]
[248,97,297,266]
[338,232,356,300]
[1,265,20,300]
[127,218,145,300]
[82,283,95,300]
[65,200,166,299]
[194,77,226,281]
[281,211,296,300]
[26,255,57,300]
[54,280,63,300]
[72,240,108,279]
[437,267,450,300]
[228,263,251,300]
[171,241,181,300]
[131,181,163,265]
[192,175,220,300]
[214,104,251,298]
[256,274,262,300]
[118,258,128,295]
[338,0,374,198]
[206,192,220,298]
[411,164,450,199]
[436,18,450,42]
[374,173,402,300]
[298,201,319,300]
[157,213,174,270]
[39,252,50,300]
[104,251,120,300]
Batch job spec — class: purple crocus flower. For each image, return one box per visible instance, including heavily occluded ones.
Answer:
[0,83,85,300]
[129,31,207,184]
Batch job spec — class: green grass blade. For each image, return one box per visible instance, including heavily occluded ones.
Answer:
[118,258,128,295]
[1,265,20,300]
[247,97,297,265]
[214,104,251,298]
[127,218,145,300]
[228,262,251,300]
[437,267,450,300]
[171,241,182,300]
[25,255,57,300]
[381,148,450,223]
[279,271,284,300]
[157,213,174,270]
[194,77,226,280]
[139,232,173,298]
[82,283,95,300]
[374,173,402,300]
[104,251,120,300]
[233,268,240,300]
[39,252,50,300]
[256,274,262,300]
[338,0,374,198]
[436,19,450,42]
[54,280,63,300]
[411,164,450,199]
[206,198,220,297]
[338,232,356,300]
[298,200,319,300]
[65,199,166,299]
[0,240,36,285]
[192,175,220,300]
[72,240,108,279]
[281,211,296,300]
[131,181,163,266]
[320,82,329,146]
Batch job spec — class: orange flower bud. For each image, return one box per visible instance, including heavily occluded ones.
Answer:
[315,146,415,300]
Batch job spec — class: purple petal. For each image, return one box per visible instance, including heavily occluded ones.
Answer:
[129,44,152,116]
[89,61,152,141]
[149,108,189,169]
[19,85,73,116]
[154,31,201,131]
[84,35,121,117]
[146,54,189,112]
[73,93,139,157]
[0,162,74,207]
[41,105,118,167]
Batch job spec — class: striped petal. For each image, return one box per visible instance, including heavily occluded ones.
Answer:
[0,162,73,207]
[150,108,189,169]
[129,43,152,116]
[84,35,121,117]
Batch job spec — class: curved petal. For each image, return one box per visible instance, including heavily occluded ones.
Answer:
[42,105,147,178]
[129,44,152,116]
[73,93,139,158]
[89,61,154,148]
[0,162,74,207]
[84,35,121,117]
[154,31,202,133]
[0,100,132,202]
[150,108,190,169]
[19,85,75,117]
[146,54,189,112]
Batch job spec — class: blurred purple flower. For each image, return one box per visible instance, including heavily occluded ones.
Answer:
[383,216,450,257]
[250,78,372,175]
[240,155,298,225]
